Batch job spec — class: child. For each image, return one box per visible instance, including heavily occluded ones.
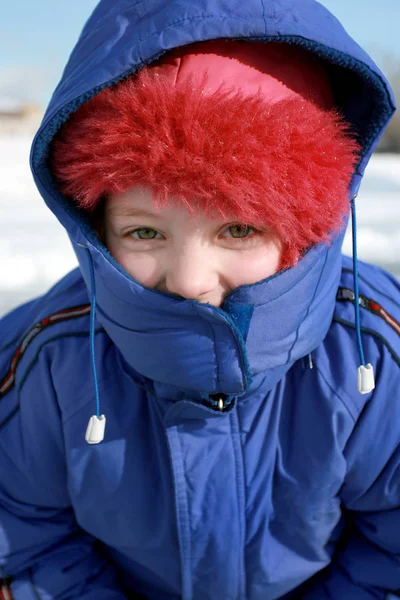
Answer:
[0,1,399,599]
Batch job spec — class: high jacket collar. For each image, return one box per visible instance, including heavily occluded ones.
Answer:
[73,230,344,397]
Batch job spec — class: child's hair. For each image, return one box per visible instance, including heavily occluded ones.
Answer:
[50,41,360,269]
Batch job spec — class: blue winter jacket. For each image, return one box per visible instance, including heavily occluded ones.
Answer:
[0,1,399,599]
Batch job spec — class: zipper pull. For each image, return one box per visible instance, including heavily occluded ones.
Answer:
[209,393,228,411]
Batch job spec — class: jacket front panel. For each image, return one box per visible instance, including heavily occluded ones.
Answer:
[57,317,355,600]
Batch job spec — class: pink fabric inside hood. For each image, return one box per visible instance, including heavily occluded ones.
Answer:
[152,39,334,109]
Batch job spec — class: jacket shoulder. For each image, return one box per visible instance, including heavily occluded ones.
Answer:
[326,260,400,512]
[314,258,399,421]
[1,268,89,344]
[0,269,92,401]
[0,269,94,507]
[336,257,400,364]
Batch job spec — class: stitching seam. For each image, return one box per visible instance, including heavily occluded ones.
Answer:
[312,361,358,423]
[260,0,267,34]
[230,409,247,598]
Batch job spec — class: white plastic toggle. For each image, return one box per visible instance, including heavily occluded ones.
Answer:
[85,415,106,444]
[357,364,375,394]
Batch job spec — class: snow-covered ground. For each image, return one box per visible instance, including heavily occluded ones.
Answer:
[1,133,399,317]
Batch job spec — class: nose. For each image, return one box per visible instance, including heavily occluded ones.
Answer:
[164,243,220,303]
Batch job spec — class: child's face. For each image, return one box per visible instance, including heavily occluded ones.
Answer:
[104,186,282,307]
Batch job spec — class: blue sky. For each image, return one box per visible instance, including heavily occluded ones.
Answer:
[2,0,399,106]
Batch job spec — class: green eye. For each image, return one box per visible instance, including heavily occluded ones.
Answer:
[229,225,253,238]
[132,228,159,240]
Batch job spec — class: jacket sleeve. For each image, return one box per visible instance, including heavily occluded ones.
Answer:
[300,342,400,600]
[0,341,128,600]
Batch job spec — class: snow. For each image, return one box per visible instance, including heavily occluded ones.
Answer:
[0,99,22,112]
[1,133,399,317]
[0,134,77,316]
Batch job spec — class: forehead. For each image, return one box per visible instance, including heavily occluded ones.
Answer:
[104,185,242,225]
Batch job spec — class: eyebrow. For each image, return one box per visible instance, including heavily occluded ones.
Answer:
[106,207,162,219]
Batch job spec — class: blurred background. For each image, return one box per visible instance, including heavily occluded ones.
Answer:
[1,0,400,316]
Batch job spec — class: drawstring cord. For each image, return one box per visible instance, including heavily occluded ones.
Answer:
[89,252,101,419]
[77,245,106,444]
[350,196,375,394]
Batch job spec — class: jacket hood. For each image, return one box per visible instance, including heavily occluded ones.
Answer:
[30,0,395,399]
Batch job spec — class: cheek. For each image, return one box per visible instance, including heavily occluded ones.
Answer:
[107,239,162,287]
[227,242,282,287]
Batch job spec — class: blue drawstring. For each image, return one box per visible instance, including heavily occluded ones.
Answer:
[78,245,106,443]
[350,196,375,394]
[87,248,101,418]
[350,196,366,368]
